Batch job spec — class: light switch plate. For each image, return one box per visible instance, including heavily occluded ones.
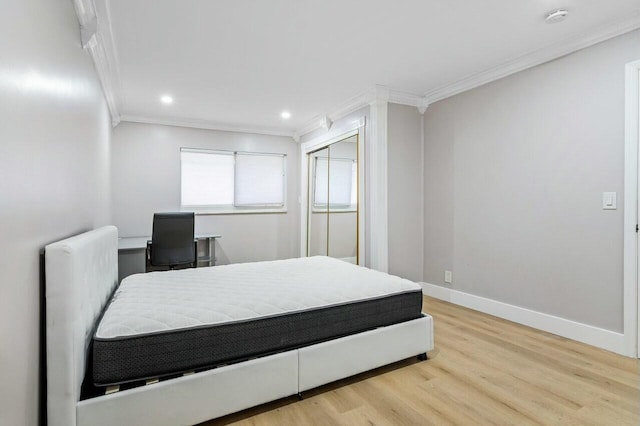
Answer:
[603,192,617,210]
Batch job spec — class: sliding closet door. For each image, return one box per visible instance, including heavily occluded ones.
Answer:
[327,136,358,264]
[308,146,329,256]
[306,135,359,263]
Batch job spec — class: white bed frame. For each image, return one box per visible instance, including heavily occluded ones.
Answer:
[46,226,434,426]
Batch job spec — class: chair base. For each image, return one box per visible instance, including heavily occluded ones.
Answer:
[145,241,198,273]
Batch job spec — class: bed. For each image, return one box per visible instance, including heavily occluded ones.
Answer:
[45,226,434,426]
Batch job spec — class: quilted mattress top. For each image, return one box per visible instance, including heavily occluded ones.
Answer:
[95,256,421,339]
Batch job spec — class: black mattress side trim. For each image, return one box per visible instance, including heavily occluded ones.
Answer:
[92,289,423,386]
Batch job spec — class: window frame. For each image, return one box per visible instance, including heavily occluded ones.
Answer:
[180,147,287,215]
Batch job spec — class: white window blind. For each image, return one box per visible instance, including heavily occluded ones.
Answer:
[181,148,286,211]
[314,157,356,209]
[235,153,285,206]
[181,151,234,206]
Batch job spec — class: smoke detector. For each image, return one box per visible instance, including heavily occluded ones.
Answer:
[545,9,569,24]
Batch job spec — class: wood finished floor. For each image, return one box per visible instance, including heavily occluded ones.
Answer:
[201,296,640,426]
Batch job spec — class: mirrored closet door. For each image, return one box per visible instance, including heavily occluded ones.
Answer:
[307,134,359,264]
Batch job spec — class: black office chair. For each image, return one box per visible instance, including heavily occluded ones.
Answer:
[146,212,197,272]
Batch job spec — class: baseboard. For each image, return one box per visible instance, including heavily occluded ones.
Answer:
[420,282,629,356]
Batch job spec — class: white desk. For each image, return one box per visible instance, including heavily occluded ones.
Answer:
[117,237,151,251]
[117,234,222,281]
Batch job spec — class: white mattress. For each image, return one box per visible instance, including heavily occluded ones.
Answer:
[96,256,420,339]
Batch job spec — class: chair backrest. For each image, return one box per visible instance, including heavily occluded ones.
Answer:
[151,212,196,266]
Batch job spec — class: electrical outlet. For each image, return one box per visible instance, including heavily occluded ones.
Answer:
[444,270,452,284]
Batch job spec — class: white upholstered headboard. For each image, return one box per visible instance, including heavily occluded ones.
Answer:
[45,226,118,426]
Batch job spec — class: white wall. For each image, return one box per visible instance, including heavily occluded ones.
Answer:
[0,0,112,424]
[111,122,300,266]
[388,103,423,281]
[423,30,640,332]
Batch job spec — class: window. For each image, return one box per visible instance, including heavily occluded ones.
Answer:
[181,150,235,207]
[235,153,285,206]
[181,148,286,212]
[313,157,357,211]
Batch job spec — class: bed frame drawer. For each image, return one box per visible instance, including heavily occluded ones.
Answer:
[77,351,298,426]
[298,315,433,392]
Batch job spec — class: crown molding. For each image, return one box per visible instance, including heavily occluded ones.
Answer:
[71,0,95,25]
[417,101,429,115]
[73,0,123,126]
[295,88,379,139]
[80,15,97,48]
[120,114,295,138]
[424,10,640,103]
[72,2,639,137]
[295,10,640,139]
[385,86,430,114]
[319,115,332,131]
[387,87,421,107]
[372,85,390,103]
[296,85,428,139]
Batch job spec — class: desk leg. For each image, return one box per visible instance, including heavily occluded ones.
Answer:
[209,237,216,266]
[196,237,217,267]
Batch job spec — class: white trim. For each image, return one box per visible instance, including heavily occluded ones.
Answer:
[357,122,366,266]
[95,0,123,126]
[419,109,425,284]
[74,1,639,136]
[420,282,627,356]
[72,0,123,126]
[296,86,426,139]
[80,15,97,48]
[190,209,288,215]
[121,114,294,138]
[424,12,640,103]
[624,59,640,358]
[417,99,429,115]
[295,14,640,139]
[302,128,360,155]
[71,0,94,22]
[368,90,389,272]
[300,145,307,258]
[296,91,373,139]
[387,87,423,107]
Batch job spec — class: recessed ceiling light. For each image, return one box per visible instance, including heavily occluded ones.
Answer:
[545,9,569,24]
[160,95,174,104]
[281,111,291,119]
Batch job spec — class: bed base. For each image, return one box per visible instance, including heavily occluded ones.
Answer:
[77,351,299,426]
[76,316,432,426]
[298,315,432,392]
[46,226,434,426]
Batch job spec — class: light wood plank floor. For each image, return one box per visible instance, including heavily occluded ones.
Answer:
[202,296,639,425]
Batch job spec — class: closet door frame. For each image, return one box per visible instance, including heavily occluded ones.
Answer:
[300,125,365,265]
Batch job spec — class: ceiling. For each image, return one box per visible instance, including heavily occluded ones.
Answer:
[100,0,640,136]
